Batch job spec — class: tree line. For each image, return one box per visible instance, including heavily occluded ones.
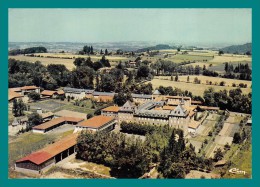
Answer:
[9,47,47,56]
[76,126,212,178]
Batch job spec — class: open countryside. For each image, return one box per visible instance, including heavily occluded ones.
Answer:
[8,9,252,179]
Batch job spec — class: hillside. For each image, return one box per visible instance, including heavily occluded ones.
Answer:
[136,44,176,53]
[220,43,251,54]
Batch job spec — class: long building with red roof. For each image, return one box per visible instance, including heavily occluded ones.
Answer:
[15,133,78,174]
[32,117,84,133]
[75,115,116,132]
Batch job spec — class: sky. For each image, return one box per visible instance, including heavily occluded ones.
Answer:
[9,9,251,45]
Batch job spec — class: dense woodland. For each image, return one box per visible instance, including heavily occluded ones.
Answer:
[76,127,212,178]
[9,47,47,56]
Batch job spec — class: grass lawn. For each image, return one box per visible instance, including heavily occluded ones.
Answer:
[81,162,111,176]
[223,145,252,178]
[53,102,95,114]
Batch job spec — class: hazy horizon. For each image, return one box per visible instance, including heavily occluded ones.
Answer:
[9,9,251,46]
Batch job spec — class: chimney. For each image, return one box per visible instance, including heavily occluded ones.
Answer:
[37,108,42,115]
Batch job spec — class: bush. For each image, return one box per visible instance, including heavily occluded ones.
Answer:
[120,121,158,135]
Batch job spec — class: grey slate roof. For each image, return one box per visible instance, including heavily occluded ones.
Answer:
[119,101,135,112]
[131,93,152,99]
[153,90,161,95]
[170,104,189,117]
[93,91,115,96]
[135,109,170,119]
[63,87,94,94]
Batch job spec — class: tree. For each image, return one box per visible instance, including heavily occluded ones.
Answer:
[213,148,224,161]
[100,55,110,67]
[219,81,225,86]
[28,91,40,101]
[175,73,178,82]
[113,92,128,106]
[171,75,173,81]
[137,65,150,79]
[187,76,190,83]
[73,58,85,67]
[245,51,251,56]
[105,49,108,55]
[27,112,42,130]
[100,74,115,92]
[233,132,241,144]
[218,50,224,56]
[87,113,93,119]
[12,99,19,116]
[17,99,26,116]
[90,46,94,54]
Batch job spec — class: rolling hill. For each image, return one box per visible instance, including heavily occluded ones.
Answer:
[220,43,251,54]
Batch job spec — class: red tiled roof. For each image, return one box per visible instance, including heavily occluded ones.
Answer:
[41,112,54,119]
[21,86,39,90]
[16,151,53,165]
[33,117,84,130]
[95,96,114,102]
[57,90,65,95]
[9,87,22,92]
[41,90,57,96]
[162,105,175,110]
[188,121,201,129]
[102,106,119,112]
[16,134,78,165]
[191,100,203,105]
[8,90,23,101]
[77,115,114,129]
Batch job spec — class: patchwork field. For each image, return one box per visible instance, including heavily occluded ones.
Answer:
[9,53,128,70]
[149,77,251,96]
[218,123,240,137]
[154,75,252,87]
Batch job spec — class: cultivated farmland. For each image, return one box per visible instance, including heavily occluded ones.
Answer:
[149,76,251,97]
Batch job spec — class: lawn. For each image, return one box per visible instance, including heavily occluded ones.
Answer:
[148,77,251,97]
[53,103,95,114]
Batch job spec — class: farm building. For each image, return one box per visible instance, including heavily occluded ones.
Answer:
[188,120,201,134]
[8,90,24,108]
[166,96,191,107]
[101,105,119,119]
[131,93,152,104]
[9,85,40,96]
[15,134,78,175]
[41,112,54,122]
[54,110,87,119]
[92,91,115,103]
[63,87,94,100]
[191,100,203,105]
[75,115,116,132]
[40,90,65,99]
[32,117,84,133]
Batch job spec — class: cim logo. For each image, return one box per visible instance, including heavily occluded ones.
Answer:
[229,168,246,175]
